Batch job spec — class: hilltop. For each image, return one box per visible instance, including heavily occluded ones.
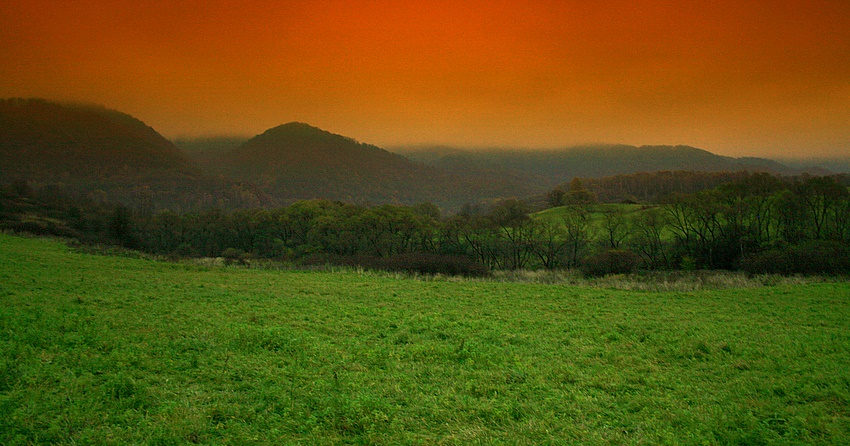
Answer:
[0,98,192,180]
[0,99,269,209]
[218,122,445,205]
[226,122,417,176]
[216,122,537,208]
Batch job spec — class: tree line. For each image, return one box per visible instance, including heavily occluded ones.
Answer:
[2,172,849,276]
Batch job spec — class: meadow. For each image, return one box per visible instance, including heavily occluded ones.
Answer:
[1,233,848,444]
[534,203,660,237]
[535,203,650,221]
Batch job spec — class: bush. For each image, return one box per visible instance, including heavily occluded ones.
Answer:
[9,220,77,238]
[297,253,359,268]
[298,252,490,277]
[373,253,490,277]
[221,248,248,266]
[583,249,642,277]
[739,241,850,276]
[174,242,198,258]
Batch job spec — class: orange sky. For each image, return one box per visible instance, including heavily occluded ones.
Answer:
[1,0,848,157]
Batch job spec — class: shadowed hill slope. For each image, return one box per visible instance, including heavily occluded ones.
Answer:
[220,122,537,208]
[0,99,270,210]
[0,98,192,179]
[227,122,415,176]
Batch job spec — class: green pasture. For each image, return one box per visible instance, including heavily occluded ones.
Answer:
[1,233,848,444]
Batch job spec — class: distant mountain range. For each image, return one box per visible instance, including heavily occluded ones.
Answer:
[398,144,832,186]
[173,123,542,208]
[1,98,841,211]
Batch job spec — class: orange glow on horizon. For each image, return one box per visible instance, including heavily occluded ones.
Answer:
[1,0,848,157]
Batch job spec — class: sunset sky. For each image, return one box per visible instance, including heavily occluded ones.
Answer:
[1,0,848,158]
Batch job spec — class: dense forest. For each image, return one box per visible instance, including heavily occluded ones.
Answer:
[3,171,849,276]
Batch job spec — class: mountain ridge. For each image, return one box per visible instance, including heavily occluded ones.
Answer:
[226,122,417,176]
[0,99,271,210]
[2,98,837,212]
[400,143,823,185]
[0,98,193,179]
[218,122,489,207]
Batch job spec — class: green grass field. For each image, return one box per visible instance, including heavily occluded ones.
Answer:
[1,233,849,444]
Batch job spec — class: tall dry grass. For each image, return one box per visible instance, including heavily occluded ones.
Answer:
[414,269,829,291]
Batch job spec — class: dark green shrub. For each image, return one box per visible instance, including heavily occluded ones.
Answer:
[739,241,850,276]
[174,243,198,258]
[373,253,490,277]
[10,220,76,238]
[583,249,642,277]
[297,253,356,268]
[221,248,247,265]
[299,252,489,277]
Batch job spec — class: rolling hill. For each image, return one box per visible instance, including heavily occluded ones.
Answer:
[219,122,445,205]
[217,122,540,208]
[0,99,269,210]
[399,144,816,188]
[0,98,192,180]
[2,99,834,212]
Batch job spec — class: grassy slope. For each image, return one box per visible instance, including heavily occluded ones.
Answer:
[1,234,848,444]
[534,204,676,243]
[535,204,652,224]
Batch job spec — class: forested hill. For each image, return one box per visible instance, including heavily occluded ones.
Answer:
[0,98,192,179]
[217,122,538,208]
[225,122,416,177]
[0,99,270,210]
[0,101,538,210]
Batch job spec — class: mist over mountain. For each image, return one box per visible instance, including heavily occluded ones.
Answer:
[778,157,850,174]
[215,122,539,208]
[172,135,248,170]
[399,144,819,187]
